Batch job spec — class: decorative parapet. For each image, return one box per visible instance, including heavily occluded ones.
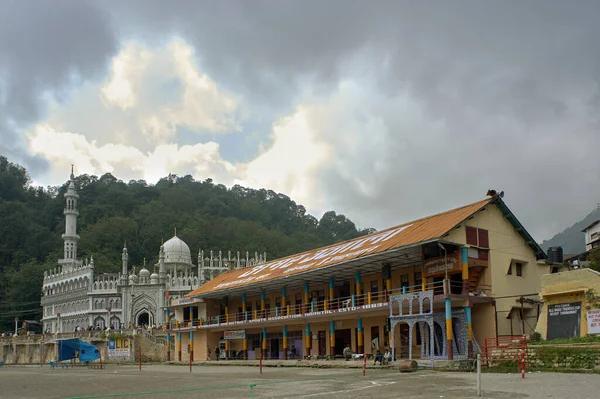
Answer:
[389,290,434,317]
[198,250,266,283]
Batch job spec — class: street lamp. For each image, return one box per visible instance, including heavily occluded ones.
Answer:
[437,242,448,280]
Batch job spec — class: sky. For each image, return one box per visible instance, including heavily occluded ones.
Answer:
[1,1,599,242]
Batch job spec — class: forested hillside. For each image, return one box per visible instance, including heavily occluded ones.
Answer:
[0,156,373,332]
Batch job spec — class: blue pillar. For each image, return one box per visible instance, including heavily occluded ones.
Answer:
[304,281,310,314]
[283,325,288,359]
[177,332,182,361]
[242,293,247,320]
[329,320,335,356]
[305,323,311,356]
[282,286,287,315]
[262,327,267,356]
[329,277,335,305]
[357,318,364,353]
[465,305,473,358]
[445,298,453,360]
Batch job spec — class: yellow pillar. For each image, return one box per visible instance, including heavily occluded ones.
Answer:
[225,306,229,323]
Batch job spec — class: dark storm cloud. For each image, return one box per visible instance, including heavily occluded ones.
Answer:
[2,0,599,240]
[0,0,117,173]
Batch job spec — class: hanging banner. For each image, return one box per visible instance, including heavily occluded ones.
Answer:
[108,338,131,358]
[224,330,246,340]
[587,309,600,335]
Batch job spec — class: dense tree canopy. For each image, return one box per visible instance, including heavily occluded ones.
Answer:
[0,156,373,332]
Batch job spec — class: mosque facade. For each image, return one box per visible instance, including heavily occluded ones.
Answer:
[40,169,265,333]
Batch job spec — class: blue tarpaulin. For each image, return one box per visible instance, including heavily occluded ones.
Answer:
[55,338,100,362]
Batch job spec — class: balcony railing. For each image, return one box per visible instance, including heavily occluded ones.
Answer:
[169,281,463,330]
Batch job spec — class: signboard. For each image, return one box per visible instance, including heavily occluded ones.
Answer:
[108,338,131,358]
[423,254,461,277]
[172,297,203,306]
[224,330,246,340]
[587,309,600,335]
[547,302,581,341]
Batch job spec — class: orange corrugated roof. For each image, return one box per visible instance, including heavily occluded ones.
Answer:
[187,197,493,297]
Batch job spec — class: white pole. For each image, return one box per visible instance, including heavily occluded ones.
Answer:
[14,317,18,336]
[476,353,482,397]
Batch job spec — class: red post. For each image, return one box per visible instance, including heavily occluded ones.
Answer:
[138,345,142,371]
[362,353,367,376]
[521,345,525,379]
[260,351,263,375]
[190,355,192,373]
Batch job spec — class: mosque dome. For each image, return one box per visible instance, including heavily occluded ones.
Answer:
[128,274,137,284]
[139,267,150,279]
[163,235,192,264]
[150,272,159,284]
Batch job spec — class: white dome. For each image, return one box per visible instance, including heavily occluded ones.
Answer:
[139,268,150,278]
[150,272,159,284]
[163,235,192,264]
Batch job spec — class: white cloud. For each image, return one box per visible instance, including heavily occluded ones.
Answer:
[27,125,240,186]
[98,39,241,143]
[238,107,331,208]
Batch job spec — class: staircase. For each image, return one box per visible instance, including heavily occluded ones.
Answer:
[468,266,484,291]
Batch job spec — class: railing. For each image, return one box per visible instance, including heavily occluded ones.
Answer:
[170,282,456,329]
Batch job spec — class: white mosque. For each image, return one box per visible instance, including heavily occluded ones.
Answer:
[40,169,266,333]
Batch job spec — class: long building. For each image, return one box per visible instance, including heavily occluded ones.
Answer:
[169,193,548,362]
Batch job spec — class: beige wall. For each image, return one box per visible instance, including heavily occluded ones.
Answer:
[446,203,546,337]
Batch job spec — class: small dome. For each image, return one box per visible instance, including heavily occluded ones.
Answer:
[128,274,136,283]
[163,235,192,264]
[139,268,150,278]
[150,272,159,284]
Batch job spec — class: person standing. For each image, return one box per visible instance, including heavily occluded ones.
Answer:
[215,346,220,361]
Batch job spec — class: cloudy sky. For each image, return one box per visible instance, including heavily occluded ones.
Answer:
[1,1,599,241]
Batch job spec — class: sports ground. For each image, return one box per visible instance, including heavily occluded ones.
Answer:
[1,364,599,399]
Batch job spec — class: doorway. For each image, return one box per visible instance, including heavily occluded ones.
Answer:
[370,326,380,353]
[137,312,150,327]
[270,338,280,359]
[336,329,351,354]
[318,331,326,356]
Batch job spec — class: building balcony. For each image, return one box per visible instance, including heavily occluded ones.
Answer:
[169,281,492,332]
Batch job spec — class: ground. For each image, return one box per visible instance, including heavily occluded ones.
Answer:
[2,365,600,399]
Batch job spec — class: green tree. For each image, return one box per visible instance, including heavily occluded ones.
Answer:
[589,247,600,272]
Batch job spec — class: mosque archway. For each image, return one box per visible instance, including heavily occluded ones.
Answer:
[137,312,150,327]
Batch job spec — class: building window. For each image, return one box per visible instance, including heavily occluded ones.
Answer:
[466,226,489,248]
[507,264,512,275]
[516,262,523,277]
[370,280,379,300]
[414,272,422,289]
[400,274,409,289]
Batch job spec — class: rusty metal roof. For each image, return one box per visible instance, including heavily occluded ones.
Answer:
[187,198,498,298]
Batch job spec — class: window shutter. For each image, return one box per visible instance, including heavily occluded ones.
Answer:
[478,229,489,248]
[466,226,478,245]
